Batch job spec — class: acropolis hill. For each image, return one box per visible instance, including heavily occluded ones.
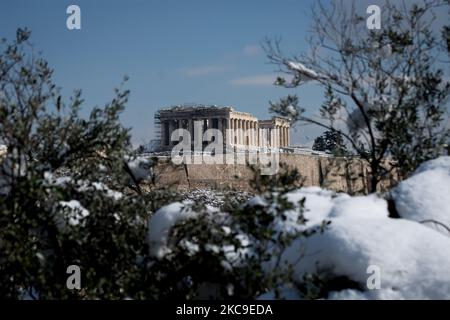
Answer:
[147,104,398,194]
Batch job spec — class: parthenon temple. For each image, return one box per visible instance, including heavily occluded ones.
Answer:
[156,104,291,151]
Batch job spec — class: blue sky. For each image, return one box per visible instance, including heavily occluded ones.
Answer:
[0,0,384,146]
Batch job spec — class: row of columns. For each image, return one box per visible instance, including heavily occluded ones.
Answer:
[229,120,290,148]
[161,117,290,148]
[161,118,228,147]
[274,125,290,148]
[260,125,290,148]
[229,118,259,146]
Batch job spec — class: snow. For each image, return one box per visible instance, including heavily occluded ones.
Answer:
[392,156,450,233]
[247,195,267,208]
[147,202,198,259]
[59,200,90,226]
[413,156,450,174]
[43,172,124,201]
[44,171,123,201]
[44,172,73,186]
[180,239,200,256]
[255,182,450,299]
[281,204,450,299]
[147,156,450,299]
[287,61,319,82]
[91,182,123,201]
[269,160,450,299]
[285,187,350,226]
[127,156,153,182]
[0,144,7,155]
[286,105,298,117]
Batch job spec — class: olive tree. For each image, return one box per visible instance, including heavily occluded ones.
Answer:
[265,0,450,192]
[0,28,153,299]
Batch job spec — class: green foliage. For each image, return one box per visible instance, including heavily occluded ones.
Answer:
[0,28,150,299]
[296,273,362,300]
[269,95,303,123]
[312,130,348,156]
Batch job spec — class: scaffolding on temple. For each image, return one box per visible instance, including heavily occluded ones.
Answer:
[141,109,161,153]
[153,110,161,143]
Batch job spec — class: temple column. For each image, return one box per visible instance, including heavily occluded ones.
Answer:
[245,120,248,146]
[248,120,251,146]
[276,125,280,148]
[249,121,253,146]
[286,126,289,146]
[244,120,248,146]
[238,119,242,145]
[161,120,167,147]
[280,125,284,147]
[287,127,291,147]
[188,119,194,150]
[230,119,234,145]
[252,121,256,146]
[175,119,183,145]
[285,126,288,146]
[168,120,175,146]
[254,122,258,147]
[237,119,240,145]
[271,127,274,147]
[217,117,223,145]
[240,119,244,145]
[188,119,193,138]
[206,117,213,141]
[234,119,237,145]
[225,118,230,147]
[193,119,203,151]
[256,122,259,146]
[280,126,283,147]
[255,121,259,146]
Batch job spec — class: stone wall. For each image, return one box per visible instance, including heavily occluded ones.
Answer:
[149,153,399,194]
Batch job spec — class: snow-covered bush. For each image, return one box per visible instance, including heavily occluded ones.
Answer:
[144,165,329,299]
[392,156,450,234]
[147,157,450,300]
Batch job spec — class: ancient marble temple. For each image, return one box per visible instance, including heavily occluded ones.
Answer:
[157,104,290,151]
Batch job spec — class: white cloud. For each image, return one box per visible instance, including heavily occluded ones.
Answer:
[229,74,275,86]
[181,65,227,77]
[243,44,261,56]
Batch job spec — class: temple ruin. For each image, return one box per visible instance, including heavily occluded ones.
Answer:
[156,104,291,152]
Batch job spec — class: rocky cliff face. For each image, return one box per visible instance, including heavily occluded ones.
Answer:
[146,154,398,194]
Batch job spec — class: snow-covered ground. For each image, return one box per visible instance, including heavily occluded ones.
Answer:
[180,188,252,208]
[148,156,450,299]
